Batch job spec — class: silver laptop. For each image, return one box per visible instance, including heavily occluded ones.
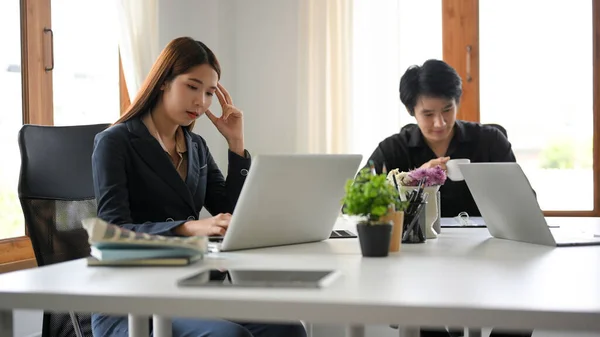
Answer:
[460,162,600,247]
[209,154,362,252]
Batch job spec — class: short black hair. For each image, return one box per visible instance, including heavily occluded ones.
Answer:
[399,59,462,116]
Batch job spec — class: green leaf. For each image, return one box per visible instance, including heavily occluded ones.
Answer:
[341,167,407,222]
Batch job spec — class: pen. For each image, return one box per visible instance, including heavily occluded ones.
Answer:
[415,178,425,202]
[392,174,403,200]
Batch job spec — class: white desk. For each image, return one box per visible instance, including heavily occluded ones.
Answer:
[1,222,600,337]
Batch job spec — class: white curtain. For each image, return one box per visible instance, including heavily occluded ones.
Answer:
[297,0,353,154]
[350,0,443,167]
[114,0,160,100]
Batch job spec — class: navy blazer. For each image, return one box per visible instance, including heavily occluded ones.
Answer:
[91,116,251,236]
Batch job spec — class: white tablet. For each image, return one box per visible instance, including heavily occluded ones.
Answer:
[177,268,341,289]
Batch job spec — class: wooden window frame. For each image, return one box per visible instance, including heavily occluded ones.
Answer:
[0,0,130,271]
[120,51,131,114]
[442,0,600,217]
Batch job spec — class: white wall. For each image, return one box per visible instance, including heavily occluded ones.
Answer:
[158,0,302,173]
[158,0,227,172]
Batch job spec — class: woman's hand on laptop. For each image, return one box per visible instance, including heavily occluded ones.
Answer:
[173,213,231,236]
[420,156,450,171]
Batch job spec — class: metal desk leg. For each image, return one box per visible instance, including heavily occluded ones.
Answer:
[346,325,365,337]
[128,314,149,337]
[467,328,482,337]
[398,326,420,337]
[153,315,172,337]
[0,310,13,337]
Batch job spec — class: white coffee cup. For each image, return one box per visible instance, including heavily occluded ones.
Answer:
[446,158,471,181]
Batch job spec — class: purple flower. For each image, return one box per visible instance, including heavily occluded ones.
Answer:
[406,165,447,186]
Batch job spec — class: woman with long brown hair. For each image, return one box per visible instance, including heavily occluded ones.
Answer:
[91,37,306,337]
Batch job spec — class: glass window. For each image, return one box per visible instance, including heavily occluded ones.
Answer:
[51,0,120,126]
[480,0,593,210]
[0,0,25,240]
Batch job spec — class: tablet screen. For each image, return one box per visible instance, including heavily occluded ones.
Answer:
[177,269,338,288]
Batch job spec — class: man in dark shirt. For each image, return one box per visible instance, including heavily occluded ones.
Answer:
[367,60,530,337]
[366,59,517,218]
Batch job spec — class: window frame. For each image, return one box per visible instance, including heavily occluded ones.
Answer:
[442,0,600,217]
[0,0,129,270]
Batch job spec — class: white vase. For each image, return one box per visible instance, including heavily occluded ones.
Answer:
[399,185,441,239]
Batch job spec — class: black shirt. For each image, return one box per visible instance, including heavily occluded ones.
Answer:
[365,120,517,217]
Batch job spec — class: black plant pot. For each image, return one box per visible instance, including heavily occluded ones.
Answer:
[356,222,392,257]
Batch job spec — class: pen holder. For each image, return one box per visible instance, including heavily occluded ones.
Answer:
[401,201,427,244]
[400,185,441,239]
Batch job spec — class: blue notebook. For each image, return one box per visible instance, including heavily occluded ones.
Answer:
[86,254,203,266]
[82,218,208,265]
[90,246,200,261]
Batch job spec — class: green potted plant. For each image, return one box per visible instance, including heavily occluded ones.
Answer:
[342,167,403,257]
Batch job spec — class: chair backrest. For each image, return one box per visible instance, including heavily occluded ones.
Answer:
[17,123,109,337]
[484,123,507,138]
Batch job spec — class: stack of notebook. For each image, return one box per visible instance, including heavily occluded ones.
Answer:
[81,218,207,266]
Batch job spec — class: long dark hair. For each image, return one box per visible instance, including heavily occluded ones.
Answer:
[115,37,221,130]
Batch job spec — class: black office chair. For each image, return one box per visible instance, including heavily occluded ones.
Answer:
[485,123,507,138]
[17,123,110,337]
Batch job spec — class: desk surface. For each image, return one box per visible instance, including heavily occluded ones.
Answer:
[1,219,599,331]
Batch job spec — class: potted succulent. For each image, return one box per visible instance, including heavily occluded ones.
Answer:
[342,168,404,257]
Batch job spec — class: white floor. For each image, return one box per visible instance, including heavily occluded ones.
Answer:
[13,310,600,337]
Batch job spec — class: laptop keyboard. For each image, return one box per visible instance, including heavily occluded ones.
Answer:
[550,228,600,245]
[329,229,357,239]
[207,230,356,252]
